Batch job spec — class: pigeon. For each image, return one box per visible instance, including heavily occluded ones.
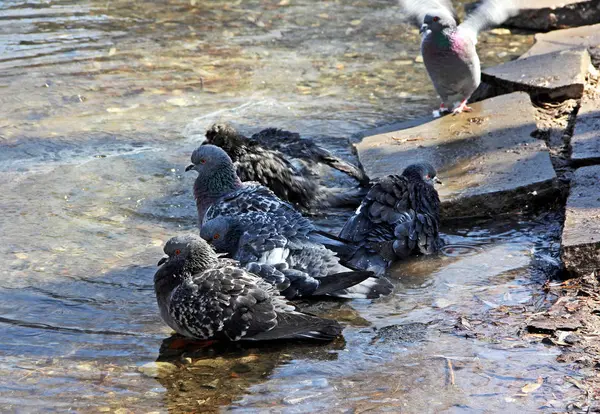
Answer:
[337,163,442,276]
[203,123,368,210]
[186,144,299,230]
[200,212,393,300]
[399,0,520,115]
[250,127,370,186]
[154,234,343,341]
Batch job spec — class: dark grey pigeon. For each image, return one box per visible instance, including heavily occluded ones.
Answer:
[185,144,297,231]
[250,127,370,186]
[201,212,393,300]
[154,234,343,341]
[204,123,368,210]
[399,0,520,115]
[337,163,442,276]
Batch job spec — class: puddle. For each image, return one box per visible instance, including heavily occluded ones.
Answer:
[0,0,582,413]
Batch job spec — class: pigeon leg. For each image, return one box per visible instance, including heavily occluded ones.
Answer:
[433,102,451,118]
[167,337,218,350]
[452,99,473,115]
[439,103,451,113]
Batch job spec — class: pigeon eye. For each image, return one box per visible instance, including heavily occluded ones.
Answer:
[426,175,431,179]
[213,233,220,240]
[200,159,206,164]
[175,249,181,255]
[433,16,439,22]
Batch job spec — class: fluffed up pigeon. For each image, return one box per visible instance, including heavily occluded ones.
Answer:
[154,234,343,341]
[203,123,368,210]
[337,163,442,276]
[399,0,520,115]
[200,212,393,300]
[250,127,370,186]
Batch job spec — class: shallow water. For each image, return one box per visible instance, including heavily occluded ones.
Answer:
[1,0,583,412]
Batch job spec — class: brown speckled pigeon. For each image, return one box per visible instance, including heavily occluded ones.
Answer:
[337,163,442,276]
[400,0,520,115]
[154,234,342,341]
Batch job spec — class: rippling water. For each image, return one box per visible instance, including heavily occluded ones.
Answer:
[1,1,582,412]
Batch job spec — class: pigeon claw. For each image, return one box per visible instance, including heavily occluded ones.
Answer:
[452,100,472,115]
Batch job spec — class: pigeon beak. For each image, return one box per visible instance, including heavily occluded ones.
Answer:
[419,24,428,35]
[434,176,443,185]
[157,257,168,266]
[185,164,195,172]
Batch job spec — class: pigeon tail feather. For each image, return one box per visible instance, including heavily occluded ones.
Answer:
[245,312,342,341]
[312,270,375,296]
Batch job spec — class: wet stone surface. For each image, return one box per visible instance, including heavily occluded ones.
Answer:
[571,97,600,166]
[502,0,600,31]
[521,23,600,65]
[356,92,558,219]
[561,165,600,277]
[482,48,591,101]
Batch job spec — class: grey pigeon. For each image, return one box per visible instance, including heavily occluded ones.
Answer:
[154,234,343,341]
[250,127,370,186]
[337,163,442,276]
[185,144,298,230]
[204,123,368,210]
[399,0,520,114]
[201,212,393,300]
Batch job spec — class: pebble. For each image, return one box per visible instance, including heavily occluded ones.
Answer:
[137,361,178,377]
[202,379,220,389]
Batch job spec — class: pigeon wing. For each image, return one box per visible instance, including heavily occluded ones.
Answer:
[169,266,285,341]
[458,0,520,44]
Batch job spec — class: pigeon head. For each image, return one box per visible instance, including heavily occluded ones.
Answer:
[421,11,456,35]
[200,216,243,256]
[158,234,219,275]
[204,123,247,158]
[185,144,242,195]
[402,163,442,186]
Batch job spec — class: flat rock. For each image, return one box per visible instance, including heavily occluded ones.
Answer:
[561,165,600,277]
[521,23,600,61]
[481,48,591,101]
[502,0,600,31]
[355,92,558,219]
[571,98,600,166]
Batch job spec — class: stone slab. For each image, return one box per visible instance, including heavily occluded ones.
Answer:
[521,23,600,59]
[356,92,558,219]
[561,165,600,276]
[571,98,600,166]
[502,0,600,31]
[482,48,591,101]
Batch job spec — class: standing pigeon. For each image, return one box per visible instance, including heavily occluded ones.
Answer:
[154,234,343,341]
[204,123,368,210]
[399,0,520,115]
[337,163,442,276]
[200,212,393,300]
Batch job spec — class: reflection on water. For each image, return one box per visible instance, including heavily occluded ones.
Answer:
[0,0,582,412]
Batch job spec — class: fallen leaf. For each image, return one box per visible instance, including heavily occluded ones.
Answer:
[521,377,543,393]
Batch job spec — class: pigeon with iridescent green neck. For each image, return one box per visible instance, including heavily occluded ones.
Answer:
[400,0,520,115]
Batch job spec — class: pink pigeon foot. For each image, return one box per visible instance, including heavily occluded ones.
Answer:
[452,99,472,115]
[439,103,451,114]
